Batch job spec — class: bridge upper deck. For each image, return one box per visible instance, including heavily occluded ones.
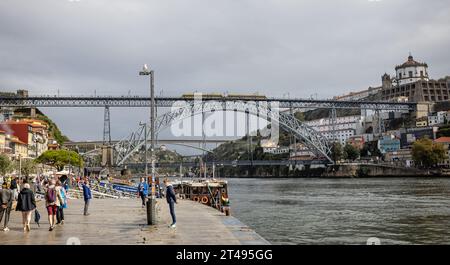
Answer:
[0,95,416,110]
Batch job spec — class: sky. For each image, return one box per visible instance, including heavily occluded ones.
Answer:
[1,0,449,154]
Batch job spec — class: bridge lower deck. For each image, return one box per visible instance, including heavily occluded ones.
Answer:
[0,198,269,245]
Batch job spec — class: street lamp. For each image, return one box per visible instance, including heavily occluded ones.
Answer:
[139,64,157,225]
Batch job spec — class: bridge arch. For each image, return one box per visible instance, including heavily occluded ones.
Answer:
[113,100,332,166]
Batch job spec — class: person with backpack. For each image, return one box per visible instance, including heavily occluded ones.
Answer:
[45,179,63,231]
[82,179,92,216]
[56,180,67,225]
[137,177,148,208]
[15,183,36,232]
[0,182,13,231]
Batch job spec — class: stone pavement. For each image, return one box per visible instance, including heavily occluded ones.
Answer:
[0,198,269,245]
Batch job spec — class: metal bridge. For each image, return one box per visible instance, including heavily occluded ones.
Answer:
[0,96,416,110]
[0,94,417,167]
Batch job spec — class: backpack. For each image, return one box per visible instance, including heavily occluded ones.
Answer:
[46,188,56,203]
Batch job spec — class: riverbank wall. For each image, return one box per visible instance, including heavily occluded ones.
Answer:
[218,163,449,178]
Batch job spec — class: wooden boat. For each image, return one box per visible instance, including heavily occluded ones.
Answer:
[172,179,231,216]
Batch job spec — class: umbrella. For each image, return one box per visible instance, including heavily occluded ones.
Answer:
[34,209,41,227]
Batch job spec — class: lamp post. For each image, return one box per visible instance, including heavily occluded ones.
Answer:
[139,64,157,225]
[139,122,148,176]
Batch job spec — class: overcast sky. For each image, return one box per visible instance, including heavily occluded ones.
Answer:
[1,0,449,153]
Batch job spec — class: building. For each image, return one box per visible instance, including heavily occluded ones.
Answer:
[0,118,49,159]
[304,115,365,146]
[400,127,434,148]
[5,135,28,159]
[428,111,446,126]
[347,135,365,150]
[378,135,401,154]
[434,137,450,167]
[289,144,316,160]
[0,130,6,154]
[384,149,413,167]
[380,55,450,102]
[416,117,428,127]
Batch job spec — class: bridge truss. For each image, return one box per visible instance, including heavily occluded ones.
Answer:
[0,96,416,110]
[113,100,334,165]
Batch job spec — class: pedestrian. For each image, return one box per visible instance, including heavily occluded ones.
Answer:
[82,179,92,216]
[56,180,67,225]
[15,183,36,232]
[10,177,18,201]
[45,179,63,231]
[137,177,148,208]
[163,178,177,228]
[0,182,13,231]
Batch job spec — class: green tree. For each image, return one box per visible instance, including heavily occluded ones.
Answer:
[0,154,11,175]
[412,138,447,168]
[343,144,360,161]
[331,142,343,162]
[11,159,37,182]
[35,150,83,171]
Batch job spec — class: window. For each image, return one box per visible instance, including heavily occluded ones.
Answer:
[409,71,413,78]
[399,73,403,79]
[420,71,424,76]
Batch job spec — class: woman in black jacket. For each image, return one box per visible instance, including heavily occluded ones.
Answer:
[16,183,36,232]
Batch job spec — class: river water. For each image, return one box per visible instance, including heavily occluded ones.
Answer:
[226,178,450,245]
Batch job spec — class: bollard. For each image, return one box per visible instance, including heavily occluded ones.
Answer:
[146,197,157,225]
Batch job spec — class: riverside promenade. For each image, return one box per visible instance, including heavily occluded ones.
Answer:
[0,198,269,245]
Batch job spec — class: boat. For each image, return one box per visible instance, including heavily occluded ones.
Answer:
[172,178,231,216]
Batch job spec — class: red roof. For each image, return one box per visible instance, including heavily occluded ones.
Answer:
[434,137,450,143]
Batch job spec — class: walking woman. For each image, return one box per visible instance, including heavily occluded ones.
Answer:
[56,180,67,225]
[16,183,36,232]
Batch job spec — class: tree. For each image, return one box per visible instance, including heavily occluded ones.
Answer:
[35,150,83,171]
[331,142,343,162]
[343,144,359,161]
[0,154,11,175]
[412,138,447,168]
[10,159,37,182]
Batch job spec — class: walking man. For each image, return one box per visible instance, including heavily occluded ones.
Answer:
[0,182,13,231]
[82,179,92,216]
[137,177,148,208]
[163,178,177,228]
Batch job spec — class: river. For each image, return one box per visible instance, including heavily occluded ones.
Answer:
[226,177,450,245]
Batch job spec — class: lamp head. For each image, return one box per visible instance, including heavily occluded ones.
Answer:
[139,64,151,75]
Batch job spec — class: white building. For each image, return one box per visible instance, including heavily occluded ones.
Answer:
[428,111,447,126]
[304,115,365,146]
[395,54,429,86]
